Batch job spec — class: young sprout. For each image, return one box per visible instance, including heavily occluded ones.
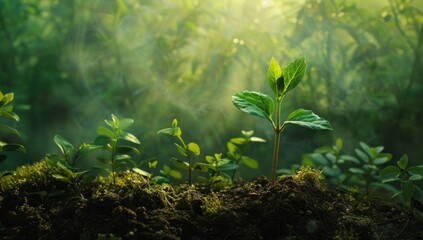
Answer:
[95,114,140,186]
[158,119,203,185]
[232,57,332,184]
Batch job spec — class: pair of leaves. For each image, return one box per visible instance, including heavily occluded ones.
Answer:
[267,57,306,98]
[232,91,332,131]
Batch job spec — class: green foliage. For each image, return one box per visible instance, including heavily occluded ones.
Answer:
[302,138,359,185]
[226,130,264,180]
[232,57,332,183]
[47,135,101,192]
[158,119,201,185]
[95,114,140,185]
[380,154,423,221]
[0,90,26,164]
[305,139,394,198]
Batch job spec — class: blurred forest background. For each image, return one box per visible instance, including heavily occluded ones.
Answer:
[1,0,422,177]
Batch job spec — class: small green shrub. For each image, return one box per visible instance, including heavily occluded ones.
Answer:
[158,119,203,185]
[232,57,332,183]
[226,130,264,181]
[380,154,423,222]
[94,114,141,185]
[0,90,26,167]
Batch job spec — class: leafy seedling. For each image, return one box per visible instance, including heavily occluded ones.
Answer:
[94,114,140,185]
[154,164,182,184]
[227,130,264,180]
[232,57,332,184]
[347,141,393,197]
[380,154,423,222]
[48,134,102,192]
[302,138,360,186]
[0,91,26,165]
[158,119,203,185]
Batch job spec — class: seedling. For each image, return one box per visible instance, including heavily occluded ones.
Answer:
[94,114,140,185]
[302,138,360,186]
[0,91,26,166]
[158,119,203,185]
[48,134,102,192]
[154,164,182,184]
[197,153,237,191]
[232,57,332,183]
[226,130,264,180]
[380,154,423,221]
[347,142,392,197]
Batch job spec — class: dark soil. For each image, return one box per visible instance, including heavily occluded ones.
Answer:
[0,160,422,240]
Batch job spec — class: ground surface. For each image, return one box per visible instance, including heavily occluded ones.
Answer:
[0,160,422,239]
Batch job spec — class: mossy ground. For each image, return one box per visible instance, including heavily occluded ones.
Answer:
[0,160,422,240]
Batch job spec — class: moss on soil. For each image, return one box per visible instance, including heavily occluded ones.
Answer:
[1,159,422,239]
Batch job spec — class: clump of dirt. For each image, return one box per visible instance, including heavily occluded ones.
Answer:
[0,160,422,239]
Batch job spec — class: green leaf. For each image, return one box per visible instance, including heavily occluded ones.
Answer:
[335,138,343,152]
[52,174,71,183]
[53,135,74,156]
[132,167,151,177]
[0,124,21,137]
[241,156,259,169]
[355,148,369,163]
[408,166,423,176]
[282,57,306,95]
[94,135,111,146]
[187,142,200,156]
[349,168,365,175]
[119,132,140,144]
[3,93,14,105]
[227,142,241,160]
[250,137,266,142]
[116,145,140,155]
[340,155,360,164]
[0,91,3,102]
[158,126,181,137]
[2,144,26,153]
[171,158,190,170]
[232,91,274,120]
[148,160,158,169]
[0,111,19,121]
[114,154,132,161]
[193,163,210,172]
[119,118,134,130]
[169,169,182,179]
[230,137,248,145]
[380,166,400,183]
[284,109,332,130]
[205,155,215,164]
[218,163,239,171]
[397,154,408,169]
[175,143,188,157]
[97,126,114,138]
[401,181,415,202]
[267,57,282,97]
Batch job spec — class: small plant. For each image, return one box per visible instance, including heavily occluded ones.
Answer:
[158,119,203,185]
[232,57,332,183]
[48,134,102,192]
[94,114,141,185]
[302,138,360,186]
[0,90,26,166]
[197,153,237,191]
[226,130,264,181]
[347,142,392,197]
[380,154,423,221]
[154,164,182,184]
